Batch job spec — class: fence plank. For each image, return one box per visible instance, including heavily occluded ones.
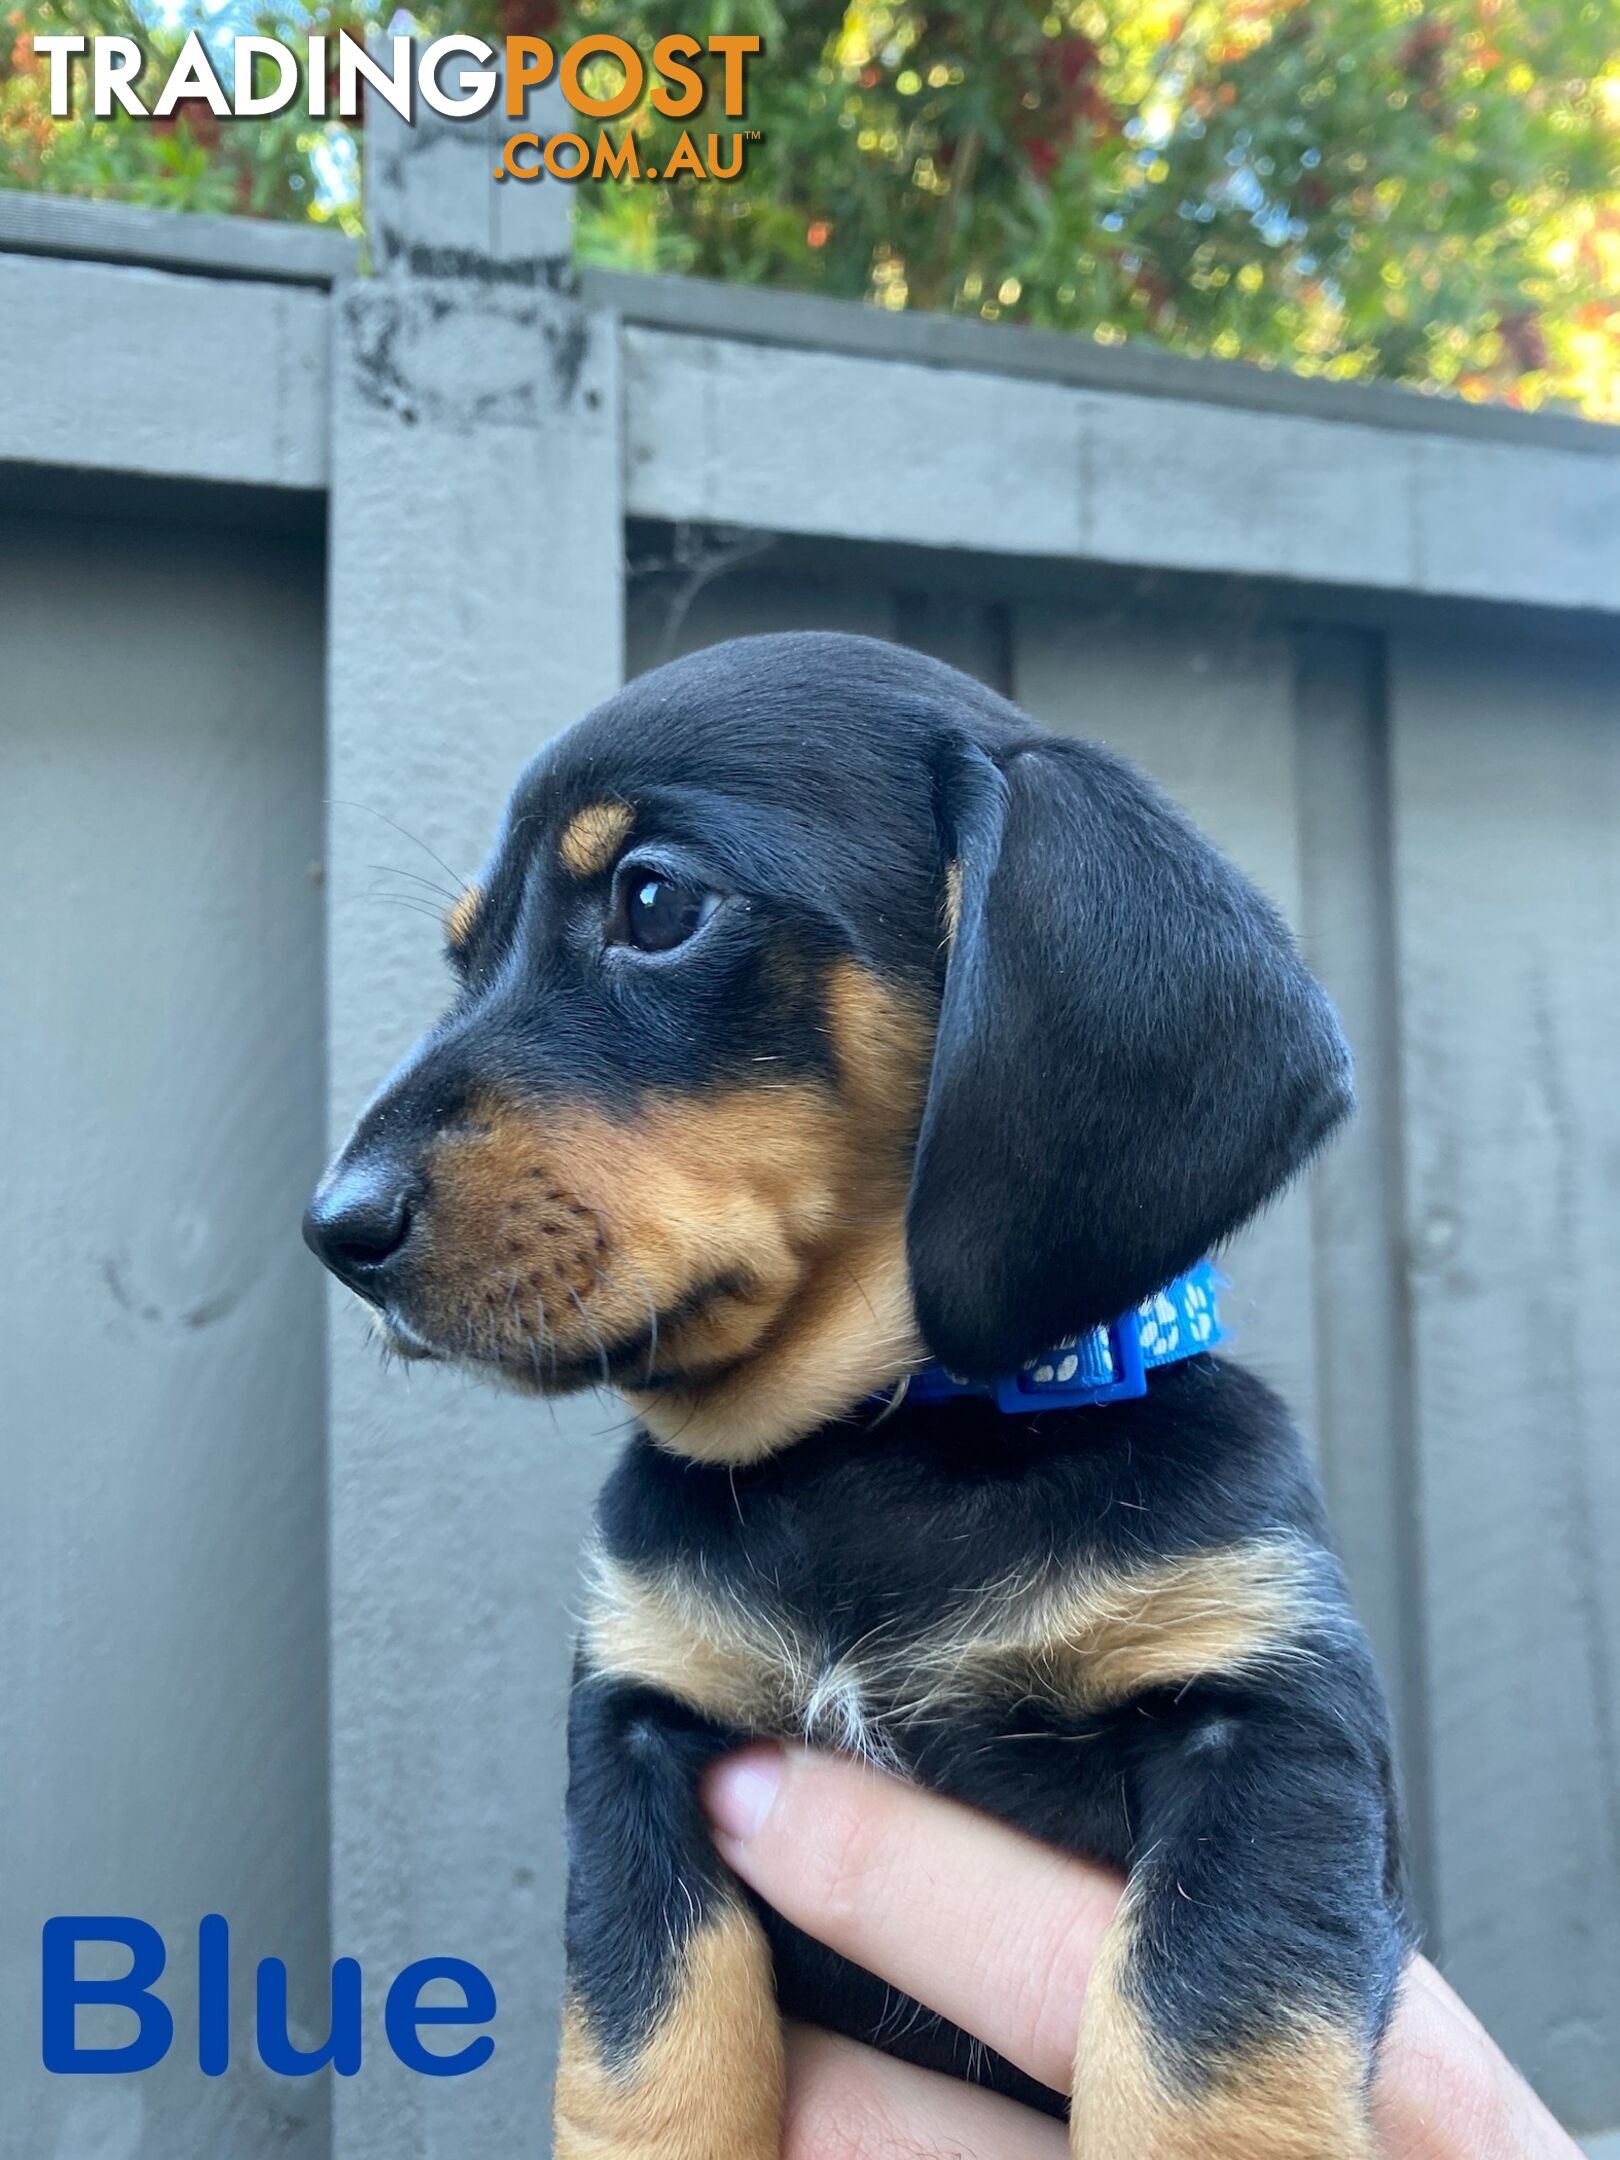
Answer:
[1389,630,1620,2135]
[626,554,897,675]
[624,554,1012,697]
[623,325,1620,613]
[626,327,1088,560]
[0,252,329,488]
[0,187,354,285]
[1293,631,1434,1929]
[0,514,329,2160]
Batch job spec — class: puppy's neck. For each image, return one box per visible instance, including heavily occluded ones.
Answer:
[623,1220,922,1465]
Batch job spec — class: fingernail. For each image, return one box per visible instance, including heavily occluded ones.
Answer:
[702,1744,784,1843]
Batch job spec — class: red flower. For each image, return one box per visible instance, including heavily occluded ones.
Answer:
[1042,32,1099,90]
[499,0,561,36]
[1399,21,1449,87]
[1497,309,1548,374]
[1021,31,1118,174]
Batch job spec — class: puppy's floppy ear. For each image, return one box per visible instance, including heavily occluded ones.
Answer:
[906,731,1352,1378]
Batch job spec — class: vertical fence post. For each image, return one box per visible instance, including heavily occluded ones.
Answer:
[325,62,623,2160]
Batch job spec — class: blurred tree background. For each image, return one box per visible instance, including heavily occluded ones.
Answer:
[3,0,1616,416]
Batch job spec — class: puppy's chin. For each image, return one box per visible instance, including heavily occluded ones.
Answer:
[398,1265,777,1402]
[623,1224,925,1466]
[361,1218,925,1464]
[366,1308,442,1365]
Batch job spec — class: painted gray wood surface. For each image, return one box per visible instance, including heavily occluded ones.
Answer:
[624,325,1620,613]
[0,188,355,286]
[0,253,330,489]
[0,510,329,2160]
[1389,631,1620,2135]
[593,265,1616,454]
[1291,631,1434,1926]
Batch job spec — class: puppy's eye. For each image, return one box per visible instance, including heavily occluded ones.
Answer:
[619,873,717,954]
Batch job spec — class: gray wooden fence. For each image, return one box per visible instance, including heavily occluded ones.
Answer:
[2,83,1618,2160]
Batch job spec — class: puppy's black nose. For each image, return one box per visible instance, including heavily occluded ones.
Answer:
[303,1161,416,1297]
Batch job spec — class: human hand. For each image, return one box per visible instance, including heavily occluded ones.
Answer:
[701,1743,1579,2159]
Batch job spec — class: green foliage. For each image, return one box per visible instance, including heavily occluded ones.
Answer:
[2,0,354,220]
[4,1,1616,414]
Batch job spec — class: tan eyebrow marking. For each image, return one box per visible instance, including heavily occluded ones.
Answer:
[559,801,633,878]
[445,884,482,947]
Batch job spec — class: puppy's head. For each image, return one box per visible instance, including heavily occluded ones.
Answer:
[305,632,1350,1463]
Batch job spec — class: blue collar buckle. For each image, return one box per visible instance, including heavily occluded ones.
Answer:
[903,1260,1224,1415]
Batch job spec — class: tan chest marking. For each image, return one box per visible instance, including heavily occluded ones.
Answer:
[581,1548,826,1740]
[581,1536,1315,1742]
[947,1535,1315,1714]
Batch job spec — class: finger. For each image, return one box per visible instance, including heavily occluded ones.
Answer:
[706,1746,1584,2160]
[702,1742,1119,2093]
[1376,1958,1583,2160]
[782,2020,1070,2160]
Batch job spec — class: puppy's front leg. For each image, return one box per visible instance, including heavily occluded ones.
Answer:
[1070,1689,1406,2160]
[553,1673,783,2160]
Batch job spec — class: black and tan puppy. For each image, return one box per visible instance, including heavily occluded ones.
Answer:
[305,631,1409,2158]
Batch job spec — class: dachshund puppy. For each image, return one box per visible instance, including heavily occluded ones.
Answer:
[305,631,1409,2158]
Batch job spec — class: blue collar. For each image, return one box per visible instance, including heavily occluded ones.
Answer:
[898,1260,1224,1416]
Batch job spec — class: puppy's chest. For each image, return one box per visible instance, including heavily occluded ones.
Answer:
[580,1527,1313,1759]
